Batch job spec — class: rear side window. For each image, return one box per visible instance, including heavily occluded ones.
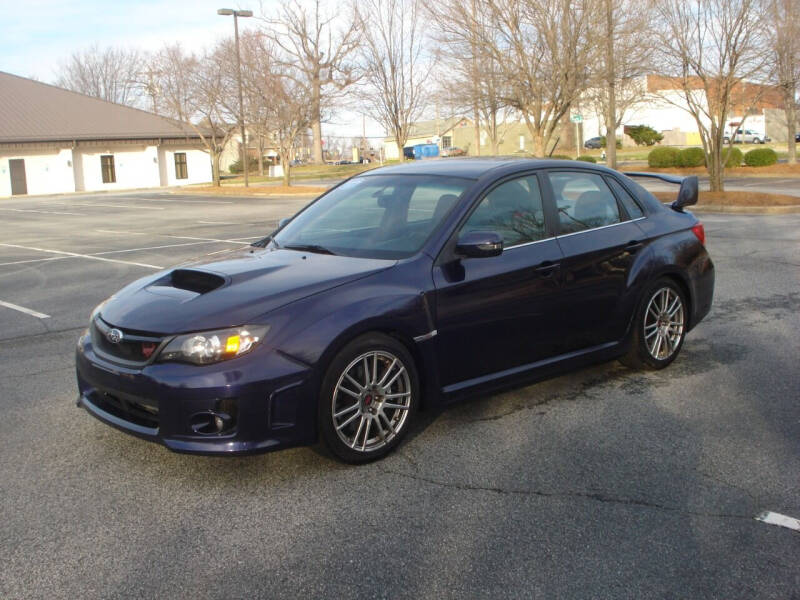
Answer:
[462,175,546,247]
[607,177,644,218]
[548,172,621,234]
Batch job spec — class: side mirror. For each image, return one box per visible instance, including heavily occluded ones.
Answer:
[455,231,503,258]
[278,217,291,228]
[672,176,699,212]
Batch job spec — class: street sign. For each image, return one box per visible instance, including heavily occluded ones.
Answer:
[570,114,583,123]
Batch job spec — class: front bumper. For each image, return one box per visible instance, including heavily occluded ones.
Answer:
[75,332,316,454]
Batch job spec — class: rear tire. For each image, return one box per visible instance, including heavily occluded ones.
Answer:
[620,278,688,370]
[318,333,419,464]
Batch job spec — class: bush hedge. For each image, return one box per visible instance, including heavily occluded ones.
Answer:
[228,157,268,174]
[743,147,778,167]
[550,154,572,160]
[647,147,680,168]
[598,136,623,149]
[722,147,743,168]
[576,155,597,163]
[677,147,706,168]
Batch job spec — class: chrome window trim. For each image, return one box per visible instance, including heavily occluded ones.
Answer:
[554,216,646,239]
[504,235,557,251]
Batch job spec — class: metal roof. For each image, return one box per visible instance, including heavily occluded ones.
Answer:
[0,71,202,144]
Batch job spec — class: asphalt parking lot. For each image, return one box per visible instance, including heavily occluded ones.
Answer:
[1,188,798,599]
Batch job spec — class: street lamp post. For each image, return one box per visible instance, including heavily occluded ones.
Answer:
[218,8,253,187]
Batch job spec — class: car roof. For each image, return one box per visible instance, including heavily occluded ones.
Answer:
[358,157,619,180]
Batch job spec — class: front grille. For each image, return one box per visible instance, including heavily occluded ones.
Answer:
[91,390,159,429]
[91,318,164,366]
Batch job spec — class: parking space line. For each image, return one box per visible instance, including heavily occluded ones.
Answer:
[0,256,73,267]
[0,207,81,216]
[95,229,148,235]
[0,243,162,270]
[165,235,261,244]
[92,240,230,255]
[49,202,165,210]
[755,511,800,531]
[0,300,50,319]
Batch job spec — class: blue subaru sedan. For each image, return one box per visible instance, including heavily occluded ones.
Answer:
[76,159,714,463]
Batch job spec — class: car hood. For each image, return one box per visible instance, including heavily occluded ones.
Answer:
[100,247,395,333]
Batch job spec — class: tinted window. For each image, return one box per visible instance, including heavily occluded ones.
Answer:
[462,175,546,247]
[273,175,471,259]
[607,178,644,218]
[548,172,621,234]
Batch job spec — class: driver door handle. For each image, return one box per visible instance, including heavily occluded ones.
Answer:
[535,261,560,277]
[626,240,644,254]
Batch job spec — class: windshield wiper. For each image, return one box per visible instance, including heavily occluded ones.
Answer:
[282,243,336,255]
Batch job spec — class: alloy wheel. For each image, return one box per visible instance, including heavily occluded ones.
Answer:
[643,287,685,361]
[331,350,412,453]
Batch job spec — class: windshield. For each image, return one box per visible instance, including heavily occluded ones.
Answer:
[272,174,473,259]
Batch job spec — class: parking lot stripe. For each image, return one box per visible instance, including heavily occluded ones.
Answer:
[165,235,261,244]
[95,229,148,235]
[755,511,800,531]
[0,256,72,267]
[93,240,231,255]
[0,300,50,319]
[0,243,163,270]
[0,207,81,216]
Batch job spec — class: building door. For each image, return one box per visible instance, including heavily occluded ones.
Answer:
[9,159,27,195]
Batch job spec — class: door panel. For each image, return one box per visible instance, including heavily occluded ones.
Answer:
[546,170,645,351]
[432,173,565,387]
[433,240,564,386]
[9,159,27,195]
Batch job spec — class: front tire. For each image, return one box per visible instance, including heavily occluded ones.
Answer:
[318,333,419,463]
[621,278,687,370]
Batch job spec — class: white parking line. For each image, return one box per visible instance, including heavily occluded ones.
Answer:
[0,256,73,267]
[0,300,50,319]
[93,240,231,255]
[95,229,148,235]
[165,235,260,244]
[0,243,162,270]
[756,511,800,532]
[49,202,165,210]
[0,207,81,216]
[197,221,240,225]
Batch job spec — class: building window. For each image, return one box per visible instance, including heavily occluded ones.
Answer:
[100,155,116,184]
[441,135,452,149]
[174,152,188,179]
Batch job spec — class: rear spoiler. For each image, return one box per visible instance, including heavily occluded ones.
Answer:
[623,172,699,213]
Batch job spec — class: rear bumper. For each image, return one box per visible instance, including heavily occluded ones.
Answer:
[75,331,317,455]
[688,250,715,330]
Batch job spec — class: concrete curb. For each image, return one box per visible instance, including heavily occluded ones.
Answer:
[691,204,800,214]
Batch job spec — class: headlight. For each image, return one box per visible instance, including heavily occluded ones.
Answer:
[158,325,269,365]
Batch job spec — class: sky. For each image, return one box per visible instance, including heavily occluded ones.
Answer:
[0,0,386,139]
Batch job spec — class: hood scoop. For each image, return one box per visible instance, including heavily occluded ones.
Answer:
[167,269,226,294]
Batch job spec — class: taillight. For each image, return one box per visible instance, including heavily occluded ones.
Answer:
[691,223,705,245]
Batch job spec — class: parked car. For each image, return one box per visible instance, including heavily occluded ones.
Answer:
[584,136,604,149]
[795,132,800,143]
[76,159,714,463]
[723,129,770,144]
[441,146,466,157]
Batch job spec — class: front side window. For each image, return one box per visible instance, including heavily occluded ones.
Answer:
[100,155,116,184]
[273,174,472,259]
[548,172,621,234]
[174,153,188,179]
[461,175,546,247]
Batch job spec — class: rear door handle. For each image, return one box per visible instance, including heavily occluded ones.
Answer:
[626,240,644,254]
[535,261,560,276]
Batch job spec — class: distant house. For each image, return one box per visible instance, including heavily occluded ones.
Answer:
[0,71,212,197]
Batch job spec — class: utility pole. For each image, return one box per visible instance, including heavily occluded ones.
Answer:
[218,8,253,186]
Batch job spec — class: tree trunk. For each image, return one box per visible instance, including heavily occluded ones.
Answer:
[785,88,797,164]
[396,141,405,161]
[311,84,324,164]
[258,136,265,176]
[282,153,290,186]
[473,103,481,156]
[708,141,724,192]
[211,151,221,187]
[604,0,617,169]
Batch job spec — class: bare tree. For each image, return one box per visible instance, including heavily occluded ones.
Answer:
[357,0,430,159]
[260,0,361,165]
[655,0,770,191]
[427,0,511,155]
[592,0,655,168]
[55,43,144,106]
[152,43,239,186]
[473,0,595,157]
[770,0,800,164]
